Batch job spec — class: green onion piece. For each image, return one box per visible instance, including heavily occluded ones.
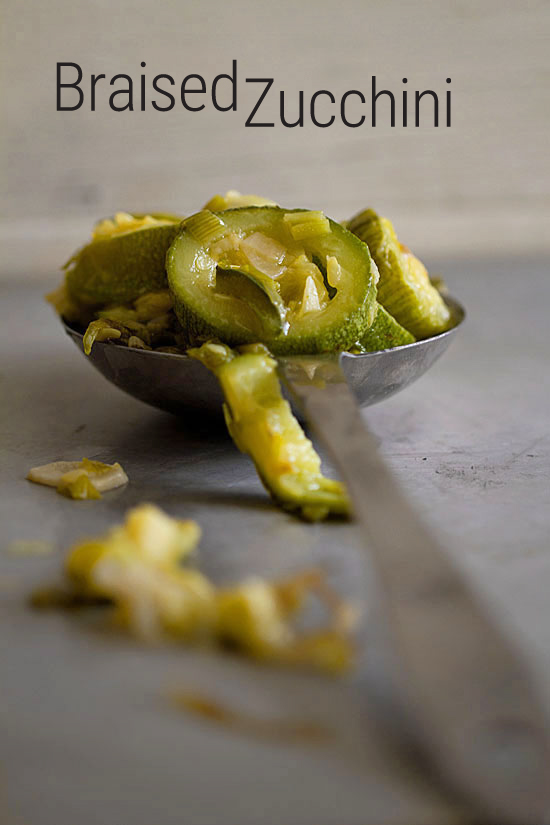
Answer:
[80,458,116,476]
[184,211,226,245]
[57,471,102,500]
[82,320,122,355]
[283,211,330,241]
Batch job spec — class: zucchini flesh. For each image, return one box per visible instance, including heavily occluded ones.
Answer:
[167,207,378,354]
[348,209,451,339]
[215,266,287,338]
[188,342,350,521]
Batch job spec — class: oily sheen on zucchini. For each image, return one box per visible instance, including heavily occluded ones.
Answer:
[166,207,378,354]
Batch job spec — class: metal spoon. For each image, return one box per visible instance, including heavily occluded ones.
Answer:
[63,296,464,416]
[63,299,550,823]
[279,351,550,825]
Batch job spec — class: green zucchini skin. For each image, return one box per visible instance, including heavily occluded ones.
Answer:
[166,207,378,355]
[66,223,181,307]
[360,304,415,351]
[348,208,451,339]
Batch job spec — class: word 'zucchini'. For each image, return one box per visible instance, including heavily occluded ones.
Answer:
[188,342,350,521]
[167,207,378,354]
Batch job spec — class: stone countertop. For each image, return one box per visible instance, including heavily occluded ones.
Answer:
[1,257,549,825]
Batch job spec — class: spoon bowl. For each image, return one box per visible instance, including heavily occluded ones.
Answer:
[62,296,464,416]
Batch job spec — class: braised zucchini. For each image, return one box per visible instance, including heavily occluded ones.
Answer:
[167,207,378,354]
[188,341,350,521]
[58,504,352,672]
[348,208,451,338]
[359,303,415,351]
[64,213,183,307]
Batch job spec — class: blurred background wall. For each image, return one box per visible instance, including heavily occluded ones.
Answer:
[1,0,548,279]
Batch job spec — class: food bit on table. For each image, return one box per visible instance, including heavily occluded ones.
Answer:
[33,504,356,674]
[30,585,109,609]
[27,458,128,500]
[171,690,332,744]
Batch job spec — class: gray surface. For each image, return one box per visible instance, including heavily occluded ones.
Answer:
[1,257,550,825]
[281,352,550,824]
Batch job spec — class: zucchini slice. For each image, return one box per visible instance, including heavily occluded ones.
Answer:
[359,303,415,352]
[348,208,451,339]
[167,207,378,354]
[65,213,183,307]
[188,342,350,521]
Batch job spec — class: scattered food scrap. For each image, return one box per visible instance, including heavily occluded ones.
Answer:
[27,458,128,500]
[33,504,356,674]
[172,691,332,744]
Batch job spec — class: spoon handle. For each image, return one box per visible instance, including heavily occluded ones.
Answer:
[280,353,550,825]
